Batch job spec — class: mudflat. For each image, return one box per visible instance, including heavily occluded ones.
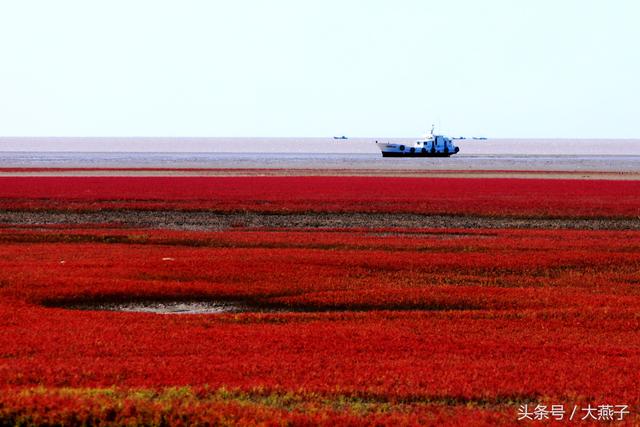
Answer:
[1,210,639,231]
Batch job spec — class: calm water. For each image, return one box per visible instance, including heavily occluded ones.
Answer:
[1,151,640,172]
[1,138,639,171]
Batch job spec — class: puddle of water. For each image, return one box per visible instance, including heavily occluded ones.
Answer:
[65,300,248,314]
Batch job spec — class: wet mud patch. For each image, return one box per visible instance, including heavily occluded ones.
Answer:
[62,300,251,314]
[42,297,489,314]
[40,297,274,314]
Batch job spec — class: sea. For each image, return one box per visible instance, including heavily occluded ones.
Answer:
[1,137,639,172]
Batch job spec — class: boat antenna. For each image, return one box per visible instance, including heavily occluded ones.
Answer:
[430,124,435,135]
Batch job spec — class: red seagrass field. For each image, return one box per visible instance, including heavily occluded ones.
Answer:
[1,174,640,425]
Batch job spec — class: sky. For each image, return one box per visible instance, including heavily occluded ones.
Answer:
[0,0,638,138]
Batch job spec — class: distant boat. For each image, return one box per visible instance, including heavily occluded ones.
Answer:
[333,136,348,140]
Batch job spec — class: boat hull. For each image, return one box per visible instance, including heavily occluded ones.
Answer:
[376,138,460,158]
[381,151,456,158]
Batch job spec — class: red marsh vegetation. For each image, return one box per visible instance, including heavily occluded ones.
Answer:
[1,175,639,425]
[1,227,640,424]
[0,176,639,217]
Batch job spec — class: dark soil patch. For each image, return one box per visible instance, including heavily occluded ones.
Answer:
[2,210,639,230]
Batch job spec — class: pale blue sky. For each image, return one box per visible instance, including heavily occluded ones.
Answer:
[0,1,638,138]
